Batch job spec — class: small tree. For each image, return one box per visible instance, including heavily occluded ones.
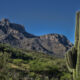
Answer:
[0,52,10,80]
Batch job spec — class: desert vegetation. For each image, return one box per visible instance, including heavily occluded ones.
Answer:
[0,43,72,80]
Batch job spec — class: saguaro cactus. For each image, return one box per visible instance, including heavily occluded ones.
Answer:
[66,12,80,80]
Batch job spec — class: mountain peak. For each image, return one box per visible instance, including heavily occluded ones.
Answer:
[0,18,36,38]
[1,18,10,24]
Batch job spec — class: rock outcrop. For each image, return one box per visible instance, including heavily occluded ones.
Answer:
[0,18,73,57]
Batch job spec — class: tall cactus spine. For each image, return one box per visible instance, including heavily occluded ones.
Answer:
[66,12,80,80]
[76,12,80,78]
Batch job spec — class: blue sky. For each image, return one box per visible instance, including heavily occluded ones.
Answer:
[0,0,80,43]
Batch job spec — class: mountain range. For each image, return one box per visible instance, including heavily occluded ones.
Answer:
[0,18,72,57]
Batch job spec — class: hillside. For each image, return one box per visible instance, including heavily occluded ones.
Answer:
[0,18,72,57]
[0,43,72,80]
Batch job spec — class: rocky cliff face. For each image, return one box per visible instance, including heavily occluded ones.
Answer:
[0,18,72,57]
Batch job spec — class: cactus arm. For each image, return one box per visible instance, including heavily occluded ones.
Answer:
[66,47,77,70]
[65,51,73,72]
[66,47,77,80]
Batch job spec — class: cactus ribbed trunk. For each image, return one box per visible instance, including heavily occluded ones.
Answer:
[76,12,80,78]
[66,12,80,80]
[76,43,80,77]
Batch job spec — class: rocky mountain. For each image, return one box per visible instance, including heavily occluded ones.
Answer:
[0,18,72,57]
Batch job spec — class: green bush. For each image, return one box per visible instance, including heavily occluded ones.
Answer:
[60,73,72,80]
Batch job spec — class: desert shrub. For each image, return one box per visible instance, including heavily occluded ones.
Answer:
[12,59,23,65]
[0,52,10,80]
[60,73,72,80]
